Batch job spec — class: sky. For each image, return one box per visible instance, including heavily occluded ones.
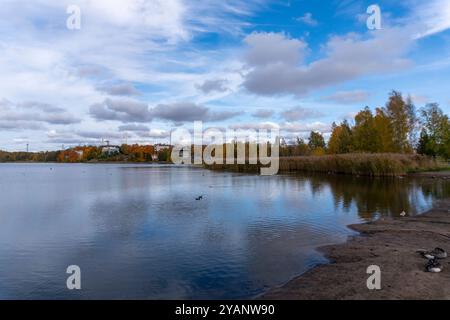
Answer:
[0,0,450,151]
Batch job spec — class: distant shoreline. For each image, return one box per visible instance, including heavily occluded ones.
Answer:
[2,158,449,179]
[0,161,173,165]
[260,195,450,300]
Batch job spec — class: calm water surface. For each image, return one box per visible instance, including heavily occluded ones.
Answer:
[0,163,448,299]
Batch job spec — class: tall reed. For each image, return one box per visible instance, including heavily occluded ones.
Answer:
[205,154,448,177]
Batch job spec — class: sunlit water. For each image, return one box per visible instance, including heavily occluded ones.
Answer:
[0,163,448,299]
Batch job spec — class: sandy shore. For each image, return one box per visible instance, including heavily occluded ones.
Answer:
[261,197,450,300]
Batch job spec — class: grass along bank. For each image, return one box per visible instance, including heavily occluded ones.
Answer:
[205,154,449,177]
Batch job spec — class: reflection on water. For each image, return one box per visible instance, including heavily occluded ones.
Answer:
[0,163,448,299]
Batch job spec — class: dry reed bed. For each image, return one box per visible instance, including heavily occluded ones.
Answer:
[205,154,448,177]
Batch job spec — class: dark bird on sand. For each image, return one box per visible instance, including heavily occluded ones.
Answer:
[417,248,447,260]
[426,258,443,273]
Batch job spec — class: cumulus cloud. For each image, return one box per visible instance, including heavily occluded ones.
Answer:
[118,124,150,132]
[295,13,318,26]
[228,120,331,135]
[18,101,65,113]
[46,137,91,145]
[153,102,242,122]
[282,122,331,133]
[46,129,125,145]
[280,107,323,121]
[90,99,242,123]
[243,30,413,96]
[151,102,209,122]
[0,99,81,128]
[90,98,152,122]
[207,110,243,122]
[251,109,274,118]
[137,129,171,139]
[196,79,229,94]
[244,32,308,67]
[321,90,370,104]
[229,122,279,131]
[0,121,46,131]
[98,83,141,96]
[76,131,124,140]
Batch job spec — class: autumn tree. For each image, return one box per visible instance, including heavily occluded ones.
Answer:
[352,107,380,152]
[328,120,353,154]
[384,91,415,153]
[373,108,395,153]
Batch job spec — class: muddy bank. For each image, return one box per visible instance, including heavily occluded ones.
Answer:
[261,199,450,300]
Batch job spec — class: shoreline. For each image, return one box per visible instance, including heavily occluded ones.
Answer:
[260,196,450,300]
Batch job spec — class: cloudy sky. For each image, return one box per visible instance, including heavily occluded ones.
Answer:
[1,0,449,151]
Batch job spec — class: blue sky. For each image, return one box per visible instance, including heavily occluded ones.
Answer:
[0,0,449,151]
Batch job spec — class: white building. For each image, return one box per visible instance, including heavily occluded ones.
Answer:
[101,146,120,155]
[155,144,171,152]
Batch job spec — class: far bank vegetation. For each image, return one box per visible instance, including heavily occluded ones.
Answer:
[207,91,450,176]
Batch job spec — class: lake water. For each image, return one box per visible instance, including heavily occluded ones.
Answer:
[0,163,448,299]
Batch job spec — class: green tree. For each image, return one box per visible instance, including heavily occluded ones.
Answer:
[352,107,379,152]
[417,129,431,156]
[295,137,310,156]
[308,131,326,152]
[419,103,450,159]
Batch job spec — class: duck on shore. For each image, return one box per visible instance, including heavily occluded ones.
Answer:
[426,258,443,273]
[417,248,448,260]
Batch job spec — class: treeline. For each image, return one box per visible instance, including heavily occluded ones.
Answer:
[0,144,172,163]
[282,91,450,160]
[0,150,59,162]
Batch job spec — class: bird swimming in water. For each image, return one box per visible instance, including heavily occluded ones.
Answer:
[418,248,447,260]
[195,195,203,201]
[426,258,443,273]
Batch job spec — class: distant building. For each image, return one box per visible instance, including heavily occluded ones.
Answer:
[101,145,120,156]
[155,144,171,152]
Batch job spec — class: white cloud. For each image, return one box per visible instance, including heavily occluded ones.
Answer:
[251,109,274,118]
[413,0,450,38]
[295,13,318,27]
[282,121,331,133]
[244,32,308,67]
[196,79,229,94]
[280,107,324,121]
[98,84,141,96]
[321,90,370,104]
[137,129,171,139]
[243,30,413,96]
[0,99,81,128]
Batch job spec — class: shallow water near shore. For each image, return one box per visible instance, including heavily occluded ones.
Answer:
[0,163,449,299]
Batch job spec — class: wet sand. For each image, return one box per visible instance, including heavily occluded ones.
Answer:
[261,197,450,300]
